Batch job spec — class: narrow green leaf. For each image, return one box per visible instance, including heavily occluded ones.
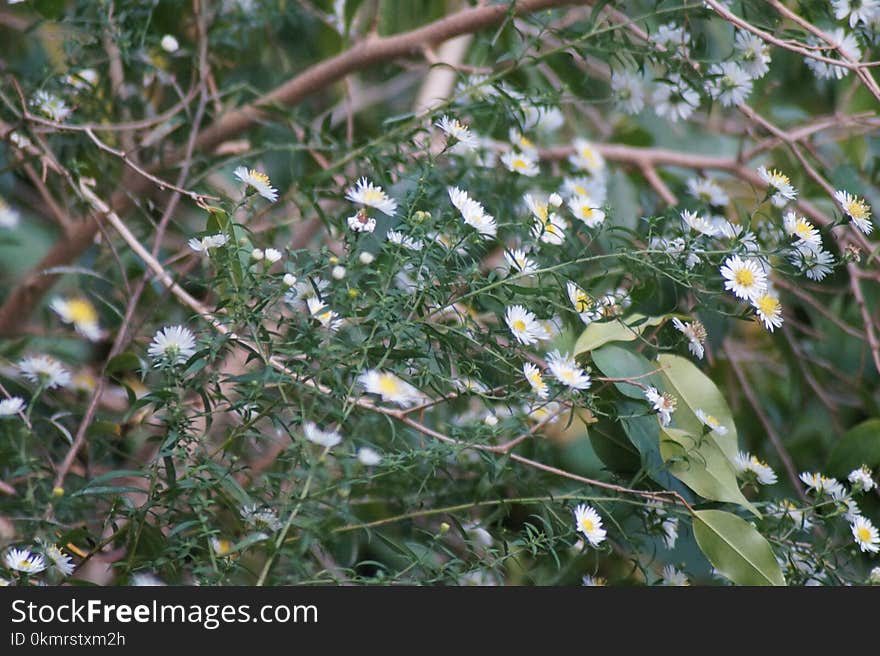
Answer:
[693,509,785,586]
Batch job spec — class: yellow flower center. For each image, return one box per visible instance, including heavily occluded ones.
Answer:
[513,158,528,170]
[705,415,719,428]
[378,375,401,396]
[756,295,779,316]
[535,205,548,222]
[519,135,534,150]
[513,319,527,332]
[845,199,870,220]
[66,299,98,325]
[574,292,591,313]
[579,206,594,220]
[580,148,599,167]
[250,170,270,184]
[794,220,813,239]
[215,539,233,556]
[857,527,872,543]
[768,170,790,186]
[561,370,576,383]
[573,184,588,196]
[735,269,755,287]
[580,517,595,532]
[363,189,385,204]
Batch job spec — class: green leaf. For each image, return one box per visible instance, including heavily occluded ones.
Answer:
[693,510,785,586]
[827,419,880,477]
[657,354,738,463]
[619,402,690,498]
[574,314,664,355]
[660,427,759,517]
[591,344,663,399]
[106,352,142,375]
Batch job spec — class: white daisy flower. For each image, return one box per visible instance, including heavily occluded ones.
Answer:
[660,564,689,586]
[735,31,771,79]
[303,421,342,449]
[525,401,562,424]
[537,316,563,342]
[566,281,595,324]
[0,397,25,417]
[799,472,845,497]
[435,115,478,150]
[448,187,497,238]
[0,197,21,228]
[672,317,707,359]
[757,166,797,206]
[357,446,382,466]
[720,255,767,300]
[64,68,99,91]
[569,138,607,176]
[706,62,753,106]
[233,166,278,202]
[870,567,880,584]
[18,355,71,389]
[346,177,397,216]
[240,505,283,532]
[147,325,198,366]
[573,504,607,547]
[770,499,811,530]
[160,34,180,52]
[567,194,606,228]
[805,28,861,80]
[783,211,821,248]
[611,69,647,114]
[505,305,544,345]
[44,544,74,577]
[834,189,873,234]
[50,296,105,341]
[306,296,342,331]
[686,177,729,207]
[4,548,47,574]
[851,515,880,553]
[695,409,729,435]
[530,208,567,245]
[644,386,677,427]
[645,500,679,549]
[188,233,229,254]
[501,149,539,177]
[358,252,375,265]
[789,243,834,281]
[680,209,718,237]
[523,362,549,399]
[848,465,876,492]
[263,248,282,264]
[509,129,537,154]
[581,574,607,586]
[752,291,783,332]
[561,176,607,204]
[31,90,72,122]
[654,22,691,57]
[359,370,423,407]
[130,573,166,586]
[386,230,424,251]
[211,537,235,557]
[734,451,778,485]
[652,74,700,122]
[504,249,538,276]
[347,209,377,233]
[546,350,591,390]
[832,0,880,29]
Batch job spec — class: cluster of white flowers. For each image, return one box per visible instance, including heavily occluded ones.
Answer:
[3,543,74,579]
[798,466,879,554]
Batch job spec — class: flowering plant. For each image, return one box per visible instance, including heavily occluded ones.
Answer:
[1,0,879,587]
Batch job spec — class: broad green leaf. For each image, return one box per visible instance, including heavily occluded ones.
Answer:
[827,419,880,477]
[106,352,142,375]
[660,427,758,517]
[657,354,738,463]
[588,423,641,474]
[693,510,785,586]
[619,402,690,498]
[591,344,664,399]
[574,314,664,355]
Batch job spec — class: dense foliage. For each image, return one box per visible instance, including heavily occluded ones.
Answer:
[1,0,880,586]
